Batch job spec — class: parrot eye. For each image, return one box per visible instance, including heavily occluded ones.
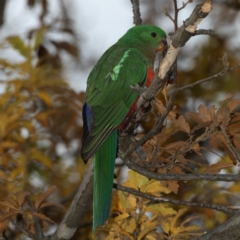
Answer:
[151,32,157,37]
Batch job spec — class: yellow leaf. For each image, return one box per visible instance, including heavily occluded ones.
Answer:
[122,181,138,190]
[161,219,171,234]
[114,213,129,223]
[138,223,157,240]
[29,148,52,168]
[146,204,176,216]
[127,170,148,189]
[118,191,131,209]
[38,91,52,106]
[124,217,136,234]
[126,194,137,209]
[118,191,136,210]
[140,180,171,195]
[34,27,47,49]
[170,208,188,230]
[8,36,30,58]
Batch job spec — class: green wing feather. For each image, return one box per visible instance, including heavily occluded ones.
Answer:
[82,46,147,161]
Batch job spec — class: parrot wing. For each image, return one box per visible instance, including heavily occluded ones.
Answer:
[81,47,147,161]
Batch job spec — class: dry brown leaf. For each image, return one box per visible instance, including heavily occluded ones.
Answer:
[32,212,55,223]
[174,115,190,133]
[14,191,30,207]
[164,141,187,154]
[0,198,19,210]
[187,112,204,124]
[38,201,64,211]
[161,181,179,194]
[233,134,240,149]
[227,99,240,113]
[198,105,212,122]
[204,162,234,174]
[0,211,20,222]
[217,107,231,127]
[35,185,56,209]
[0,218,9,233]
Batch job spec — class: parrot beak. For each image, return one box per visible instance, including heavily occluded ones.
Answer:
[157,39,167,52]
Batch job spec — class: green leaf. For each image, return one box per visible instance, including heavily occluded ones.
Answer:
[8,36,30,58]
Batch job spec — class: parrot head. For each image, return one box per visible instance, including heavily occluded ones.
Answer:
[118,25,167,65]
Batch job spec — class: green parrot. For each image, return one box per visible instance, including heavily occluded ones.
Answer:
[81,25,167,232]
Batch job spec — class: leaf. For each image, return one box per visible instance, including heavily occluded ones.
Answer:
[35,185,56,209]
[38,91,52,106]
[14,191,30,207]
[203,162,234,174]
[0,198,19,210]
[174,115,190,133]
[34,27,47,49]
[187,112,204,124]
[30,148,52,168]
[0,212,20,222]
[51,41,79,58]
[171,208,188,229]
[32,212,55,223]
[118,191,128,209]
[146,204,176,216]
[140,180,171,196]
[35,112,49,127]
[161,181,179,194]
[217,107,231,127]
[138,220,158,240]
[114,212,129,222]
[127,170,148,189]
[124,217,136,234]
[7,36,30,58]
[38,201,64,211]
[198,105,214,122]
[227,99,240,113]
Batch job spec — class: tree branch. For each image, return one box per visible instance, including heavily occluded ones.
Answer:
[26,196,44,240]
[196,211,240,240]
[114,183,237,215]
[194,29,215,36]
[52,160,94,240]
[130,0,142,26]
[0,0,6,27]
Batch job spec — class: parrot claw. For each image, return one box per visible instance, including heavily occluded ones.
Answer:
[130,84,147,94]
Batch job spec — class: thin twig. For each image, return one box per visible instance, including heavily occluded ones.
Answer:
[220,125,240,164]
[114,183,236,215]
[194,29,215,36]
[0,210,34,238]
[177,56,240,92]
[130,0,142,25]
[26,196,44,240]
[124,158,240,182]
[8,218,34,238]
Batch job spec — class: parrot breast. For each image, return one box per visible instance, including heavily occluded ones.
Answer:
[118,67,155,131]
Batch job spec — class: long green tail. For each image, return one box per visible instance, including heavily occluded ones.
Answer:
[93,130,117,232]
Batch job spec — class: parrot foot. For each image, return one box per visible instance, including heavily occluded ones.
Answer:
[130,84,147,94]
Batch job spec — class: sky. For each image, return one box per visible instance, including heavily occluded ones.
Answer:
[1,0,240,92]
[0,0,213,92]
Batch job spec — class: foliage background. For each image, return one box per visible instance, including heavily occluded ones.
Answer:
[0,0,239,239]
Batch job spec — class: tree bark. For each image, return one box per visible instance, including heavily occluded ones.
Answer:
[0,0,6,27]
